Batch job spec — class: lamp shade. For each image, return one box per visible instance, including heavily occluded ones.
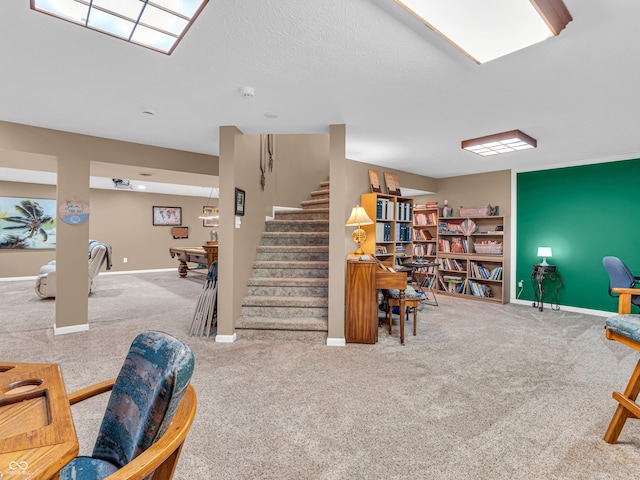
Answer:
[537,247,552,258]
[345,206,374,227]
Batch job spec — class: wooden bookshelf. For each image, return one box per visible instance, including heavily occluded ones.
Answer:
[361,193,414,269]
[435,215,506,304]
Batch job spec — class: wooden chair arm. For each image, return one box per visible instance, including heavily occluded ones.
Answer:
[104,384,197,480]
[612,288,640,314]
[67,378,116,405]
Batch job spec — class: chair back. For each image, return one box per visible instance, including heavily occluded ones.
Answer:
[603,256,636,295]
[91,331,195,469]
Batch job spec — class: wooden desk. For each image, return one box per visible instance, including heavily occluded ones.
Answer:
[169,245,218,277]
[0,362,78,480]
[345,260,408,344]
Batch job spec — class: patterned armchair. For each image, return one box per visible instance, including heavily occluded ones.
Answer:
[59,331,196,480]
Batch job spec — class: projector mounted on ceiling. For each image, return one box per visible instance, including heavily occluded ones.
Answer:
[112,178,133,190]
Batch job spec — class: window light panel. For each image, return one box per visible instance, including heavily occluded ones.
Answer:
[30,0,209,55]
[394,0,572,64]
[462,130,537,157]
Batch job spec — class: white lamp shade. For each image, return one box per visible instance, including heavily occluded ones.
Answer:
[345,206,374,226]
[537,247,552,258]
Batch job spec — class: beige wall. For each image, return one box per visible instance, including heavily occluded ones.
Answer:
[0,180,217,277]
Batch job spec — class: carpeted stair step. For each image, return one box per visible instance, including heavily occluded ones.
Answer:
[251,261,328,278]
[247,277,328,297]
[319,181,329,190]
[310,189,329,200]
[256,246,329,262]
[301,198,329,209]
[265,219,329,233]
[235,315,328,332]
[241,296,328,319]
[274,208,329,221]
[261,232,329,246]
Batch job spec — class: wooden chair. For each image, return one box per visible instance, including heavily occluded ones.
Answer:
[387,297,419,337]
[603,287,640,443]
[60,331,197,479]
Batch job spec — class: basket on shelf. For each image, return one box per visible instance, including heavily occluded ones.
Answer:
[474,242,503,254]
[460,205,495,217]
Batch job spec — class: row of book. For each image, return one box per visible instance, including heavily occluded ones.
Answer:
[414,211,437,225]
[438,257,465,271]
[438,238,469,253]
[413,243,436,257]
[439,275,465,294]
[413,229,433,241]
[395,224,412,242]
[375,199,413,222]
[375,222,392,242]
[468,280,494,298]
[469,262,503,280]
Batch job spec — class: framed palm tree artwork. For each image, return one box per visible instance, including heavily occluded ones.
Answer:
[0,197,56,249]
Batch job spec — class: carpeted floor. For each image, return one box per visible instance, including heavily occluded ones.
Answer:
[3,271,640,479]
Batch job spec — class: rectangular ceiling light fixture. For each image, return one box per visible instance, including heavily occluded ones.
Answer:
[394,0,572,63]
[462,130,537,157]
[30,0,209,55]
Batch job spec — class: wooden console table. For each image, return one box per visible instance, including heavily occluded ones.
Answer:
[0,362,78,479]
[345,260,408,344]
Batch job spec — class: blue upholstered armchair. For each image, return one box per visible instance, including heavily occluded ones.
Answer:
[603,256,640,310]
[59,331,196,480]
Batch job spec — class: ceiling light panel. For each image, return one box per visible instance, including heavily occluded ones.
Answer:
[394,0,572,63]
[462,129,537,156]
[30,0,209,55]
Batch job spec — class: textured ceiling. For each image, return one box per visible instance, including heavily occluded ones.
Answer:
[0,0,639,181]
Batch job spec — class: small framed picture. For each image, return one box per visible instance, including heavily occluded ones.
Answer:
[202,206,219,227]
[235,188,245,216]
[383,172,401,196]
[368,169,382,193]
[153,206,182,226]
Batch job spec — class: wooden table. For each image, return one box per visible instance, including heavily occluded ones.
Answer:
[0,362,78,479]
[169,245,218,277]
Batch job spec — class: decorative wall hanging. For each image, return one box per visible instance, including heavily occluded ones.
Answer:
[58,196,90,225]
[0,196,56,249]
[235,188,246,216]
[259,134,275,190]
[153,206,182,226]
[202,206,219,227]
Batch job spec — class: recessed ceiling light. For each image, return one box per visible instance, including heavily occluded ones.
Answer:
[137,185,147,190]
[264,112,279,119]
[239,86,255,98]
[30,0,209,55]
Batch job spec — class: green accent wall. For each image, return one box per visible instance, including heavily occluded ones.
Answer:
[516,158,640,312]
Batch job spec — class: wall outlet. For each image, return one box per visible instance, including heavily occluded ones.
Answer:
[123,258,128,263]
[518,280,523,288]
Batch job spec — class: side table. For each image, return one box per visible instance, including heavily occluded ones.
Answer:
[531,264,562,311]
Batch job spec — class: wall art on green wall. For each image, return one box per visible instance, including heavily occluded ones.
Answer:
[0,196,56,249]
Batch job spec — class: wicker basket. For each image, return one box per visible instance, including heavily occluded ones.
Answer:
[474,242,503,254]
[460,205,494,217]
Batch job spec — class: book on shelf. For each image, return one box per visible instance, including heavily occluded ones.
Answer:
[413,229,433,241]
[376,198,395,221]
[376,222,392,242]
[468,280,494,298]
[414,211,438,225]
[413,243,435,257]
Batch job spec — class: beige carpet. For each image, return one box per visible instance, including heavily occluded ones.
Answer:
[3,271,640,479]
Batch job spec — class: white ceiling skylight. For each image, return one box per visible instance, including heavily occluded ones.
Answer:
[394,0,572,63]
[30,0,209,55]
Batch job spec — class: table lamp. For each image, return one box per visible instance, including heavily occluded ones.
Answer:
[537,247,552,266]
[345,205,374,255]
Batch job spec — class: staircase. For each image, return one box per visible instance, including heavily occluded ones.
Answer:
[235,181,330,336]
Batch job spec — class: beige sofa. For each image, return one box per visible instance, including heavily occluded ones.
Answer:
[35,241,112,298]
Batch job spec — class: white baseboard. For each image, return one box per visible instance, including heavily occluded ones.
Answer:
[102,268,175,276]
[215,333,237,343]
[509,298,613,317]
[326,337,346,347]
[0,275,38,281]
[54,323,89,335]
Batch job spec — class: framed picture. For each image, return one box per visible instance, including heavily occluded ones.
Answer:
[153,206,182,226]
[383,172,402,196]
[202,206,219,227]
[235,188,245,216]
[0,196,56,249]
[368,169,382,193]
